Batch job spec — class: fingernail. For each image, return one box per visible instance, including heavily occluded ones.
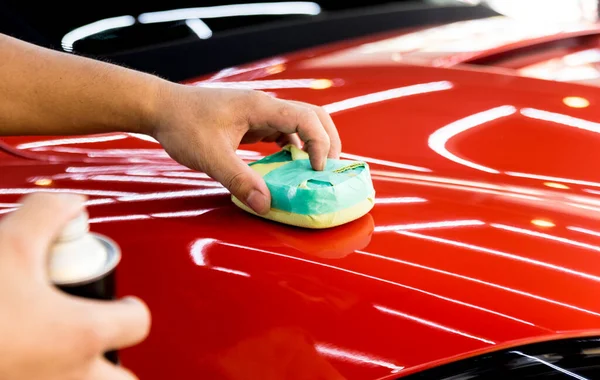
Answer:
[247,190,269,215]
[121,296,144,305]
[317,159,326,171]
[57,193,87,203]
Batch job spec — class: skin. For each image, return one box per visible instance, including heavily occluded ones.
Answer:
[0,33,341,379]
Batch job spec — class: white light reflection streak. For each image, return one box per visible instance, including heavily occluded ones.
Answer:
[66,165,182,174]
[507,172,600,189]
[117,188,229,202]
[566,202,600,215]
[375,197,427,204]
[127,133,159,143]
[61,16,135,52]
[371,174,544,202]
[566,194,600,207]
[340,153,430,173]
[31,147,169,157]
[0,203,20,208]
[89,215,150,223]
[315,343,404,373]
[185,19,212,39]
[0,208,16,215]
[190,239,250,277]
[207,58,286,81]
[152,209,213,218]
[216,242,551,322]
[398,231,600,291]
[236,149,262,156]
[0,188,138,197]
[428,105,516,173]
[161,172,211,179]
[356,250,535,326]
[124,170,159,176]
[195,79,325,90]
[510,351,588,380]
[374,220,484,233]
[138,2,321,23]
[322,81,453,114]
[84,175,223,187]
[211,267,250,277]
[371,169,544,196]
[568,226,600,238]
[191,238,215,266]
[17,135,128,149]
[84,198,115,206]
[521,108,600,134]
[491,223,600,254]
[374,305,495,345]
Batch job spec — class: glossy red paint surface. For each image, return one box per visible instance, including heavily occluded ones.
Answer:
[3,15,600,379]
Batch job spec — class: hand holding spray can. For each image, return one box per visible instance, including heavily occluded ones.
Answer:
[47,210,122,364]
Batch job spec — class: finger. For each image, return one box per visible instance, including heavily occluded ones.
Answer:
[0,192,86,270]
[204,144,271,215]
[82,296,151,351]
[250,94,330,170]
[288,100,341,159]
[277,133,302,148]
[88,357,138,380]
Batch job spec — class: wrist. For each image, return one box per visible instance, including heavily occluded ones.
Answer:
[134,75,173,137]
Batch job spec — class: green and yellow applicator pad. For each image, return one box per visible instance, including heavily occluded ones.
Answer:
[232,144,375,229]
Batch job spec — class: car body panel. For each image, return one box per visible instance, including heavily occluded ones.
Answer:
[3,15,600,380]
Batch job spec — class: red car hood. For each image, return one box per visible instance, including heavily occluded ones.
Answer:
[4,18,600,380]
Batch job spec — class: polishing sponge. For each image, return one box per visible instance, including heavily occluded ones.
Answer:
[232,144,375,228]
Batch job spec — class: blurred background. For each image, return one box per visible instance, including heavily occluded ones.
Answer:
[0,0,598,81]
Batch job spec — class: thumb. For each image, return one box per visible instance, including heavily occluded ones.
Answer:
[206,149,271,215]
[0,193,86,274]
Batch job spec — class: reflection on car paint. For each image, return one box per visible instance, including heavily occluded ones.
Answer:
[374,219,484,233]
[322,81,453,114]
[428,105,517,174]
[374,304,496,344]
[398,230,600,293]
[196,239,542,332]
[374,197,427,204]
[16,134,129,149]
[315,342,404,373]
[491,223,600,254]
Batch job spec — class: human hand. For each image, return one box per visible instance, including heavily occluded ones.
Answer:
[0,193,151,380]
[148,84,341,215]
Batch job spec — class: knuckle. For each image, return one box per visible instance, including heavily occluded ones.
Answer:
[304,108,319,121]
[248,89,269,104]
[225,171,247,195]
[278,103,294,119]
[298,108,319,127]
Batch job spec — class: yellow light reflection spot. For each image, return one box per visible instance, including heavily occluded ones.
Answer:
[34,179,53,186]
[266,63,286,75]
[531,219,555,228]
[563,96,589,108]
[310,79,333,90]
[544,182,570,189]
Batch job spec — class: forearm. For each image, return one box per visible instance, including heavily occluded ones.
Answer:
[0,34,166,136]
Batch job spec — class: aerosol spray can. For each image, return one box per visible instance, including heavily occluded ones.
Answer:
[47,210,122,364]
